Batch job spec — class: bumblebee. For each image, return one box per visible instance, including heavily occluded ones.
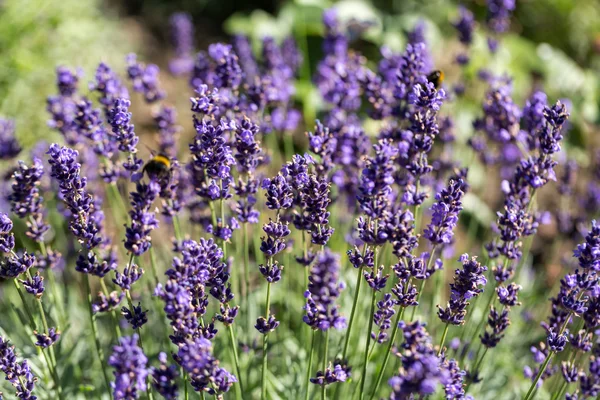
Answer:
[143,153,172,181]
[426,70,444,89]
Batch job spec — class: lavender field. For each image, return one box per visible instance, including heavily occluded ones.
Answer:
[0,0,599,399]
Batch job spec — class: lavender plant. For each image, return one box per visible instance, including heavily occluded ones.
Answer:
[0,4,597,400]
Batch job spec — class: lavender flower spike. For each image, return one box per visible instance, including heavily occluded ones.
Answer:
[108,334,149,400]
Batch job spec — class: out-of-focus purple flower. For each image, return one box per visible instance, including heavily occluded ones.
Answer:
[0,213,15,253]
[204,43,243,90]
[322,9,347,57]
[126,53,166,103]
[151,352,179,400]
[453,6,476,45]
[92,290,124,314]
[486,0,516,34]
[233,35,258,83]
[8,159,50,242]
[0,118,21,160]
[281,36,303,76]
[557,160,577,197]
[154,105,180,159]
[0,335,37,399]
[303,250,346,331]
[108,334,149,400]
[261,37,295,105]
[472,84,521,146]
[169,12,195,75]
[89,62,129,114]
[521,91,548,150]
[56,66,80,96]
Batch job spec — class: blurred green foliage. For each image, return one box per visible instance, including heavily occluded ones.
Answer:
[0,0,135,151]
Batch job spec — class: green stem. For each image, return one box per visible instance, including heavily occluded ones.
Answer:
[100,277,122,340]
[523,310,572,400]
[148,246,160,287]
[322,329,330,400]
[522,351,553,400]
[465,348,488,393]
[342,267,364,360]
[219,180,227,258]
[125,290,153,400]
[369,307,405,400]
[13,278,60,394]
[38,240,66,327]
[438,323,450,357]
[409,246,438,321]
[359,290,378,400]
[261,278,273,400]
[182,367,189,400]
[172,214,183,243]
[242,223,250,334]
[227,324,244,393]
[305,329,316,400]
[85,274,113,400]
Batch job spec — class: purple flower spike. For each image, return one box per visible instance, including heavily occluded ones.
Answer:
[169,12,195,75]
[108,334,149,400]
[438,255,487,326]
[423,178,465,246]
[0,335,37,399]
[0,118,21,160]
[151,352,179,400]
[303,250,346,331]
[9,159,50,242]
[126,53,166,103]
